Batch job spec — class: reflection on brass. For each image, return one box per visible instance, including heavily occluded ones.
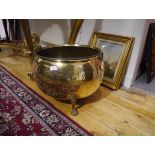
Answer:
[68,19,84,44]
[32,45,104,115]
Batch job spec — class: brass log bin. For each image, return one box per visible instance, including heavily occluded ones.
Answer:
[28,19,104,116]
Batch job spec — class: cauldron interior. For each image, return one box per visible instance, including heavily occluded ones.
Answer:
[37,46,101,60]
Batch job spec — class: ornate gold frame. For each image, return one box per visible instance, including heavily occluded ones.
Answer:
[68,19,84,44]
[0,34,40,58]
[90,32,134,90]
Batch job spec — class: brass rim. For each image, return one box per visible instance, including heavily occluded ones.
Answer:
[36,45,103,62]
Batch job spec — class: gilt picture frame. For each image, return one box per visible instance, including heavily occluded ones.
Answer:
[90,32,134,90]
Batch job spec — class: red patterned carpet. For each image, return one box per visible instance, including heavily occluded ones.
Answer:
[0,65,91,136]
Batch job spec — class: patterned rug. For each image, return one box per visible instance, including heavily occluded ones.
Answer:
[0,65,91,136]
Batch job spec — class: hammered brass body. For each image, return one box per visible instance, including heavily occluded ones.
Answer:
[32,46,104,100]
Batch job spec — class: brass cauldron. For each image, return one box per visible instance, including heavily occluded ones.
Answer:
[31,45,104,115]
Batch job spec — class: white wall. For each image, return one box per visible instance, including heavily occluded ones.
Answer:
[0,19,6,38]
[29,19,71,45]
[76,19,136,44]
[123,20,148,87]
